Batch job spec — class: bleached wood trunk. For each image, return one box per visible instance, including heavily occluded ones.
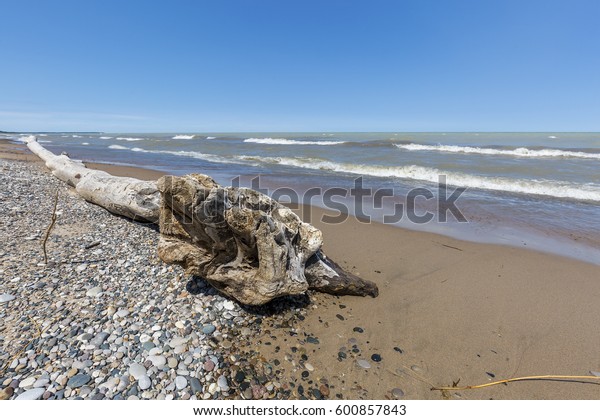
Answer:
[23,136,160,223]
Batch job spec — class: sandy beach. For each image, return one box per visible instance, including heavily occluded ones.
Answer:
[1,138,599,400]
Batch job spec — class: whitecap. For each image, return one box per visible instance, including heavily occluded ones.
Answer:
[108,144,129,150]
[395,143,600,160]
[227,155,600,202]
[116,137,145,141]
[244,137,345,146]
[172,135,195,140]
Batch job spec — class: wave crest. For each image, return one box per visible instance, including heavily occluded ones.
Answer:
[395,143,600,159]
[116,137,145,141]
[244,137,346,146]
[172,135,195,140]
[230,156,600,202]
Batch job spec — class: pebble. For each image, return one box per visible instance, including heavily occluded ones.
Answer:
[33,378,50,388]
[175,376,188,390]
[392,388,405,399]
[115,309,130,318]
[357,359,371,369]
[0,293,16,303]
[129,363,147,380]
[85,286,102,297]
[67,374,91,388]
[15,388,46,400]
[206,382,217,395]
[305,362,314,372]
[147,355,167,368]
[168,358,178,369]
[190,377,203,393]
[217,375,229,392]
[91,331,109,346]
[371,353,382,362]
[0,387,14,400]
[138,375,152,390]
[202,325,216,335]
[19,377,36,388]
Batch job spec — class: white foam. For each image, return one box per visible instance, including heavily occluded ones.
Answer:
[206,136,216,140]
[71,135,82,138]
[395,143,600,160]
[117,147,600,201]
[17,135,36,143]
[128,146,245,165]
[108,144,129,150]
[116,137,145,141]
[99,136,113,140]
[244,137,345,146]
[548,135,558,139]
[39,140,52,143]
[231,155,600,202]
[81,142,90,145]
[172,135,195,140]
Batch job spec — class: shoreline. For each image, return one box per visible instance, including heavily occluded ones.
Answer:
[2,139,600,399]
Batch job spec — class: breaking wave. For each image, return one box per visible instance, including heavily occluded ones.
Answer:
[112,146,600,201]
[108,144,129,150]
[230,156,600,202]
[244,137,346,146]
[116,137,145,141]
[172,135,195,140]
[394,143,600,160]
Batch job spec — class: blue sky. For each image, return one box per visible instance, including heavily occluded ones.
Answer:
[1,0,599,132]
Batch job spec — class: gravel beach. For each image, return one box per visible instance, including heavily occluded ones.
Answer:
[0,158,314,400]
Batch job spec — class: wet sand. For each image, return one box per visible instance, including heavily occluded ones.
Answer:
[3,138,600,399]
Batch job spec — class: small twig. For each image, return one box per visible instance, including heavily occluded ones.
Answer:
[431,374,600,391]
[433,241,463,251]
[42,189,59,264]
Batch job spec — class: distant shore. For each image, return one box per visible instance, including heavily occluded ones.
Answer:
[2,138,600,399]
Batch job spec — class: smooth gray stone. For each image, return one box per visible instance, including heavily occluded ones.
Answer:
[91,332,109,346]
[190,377,202,394]
[16,388,45,400]
[202,325,216,335]
[67,374,91,388]
[0,294,16,303]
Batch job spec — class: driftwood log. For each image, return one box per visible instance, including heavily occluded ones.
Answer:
[24,136,160,223]
[24,136,378,305]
